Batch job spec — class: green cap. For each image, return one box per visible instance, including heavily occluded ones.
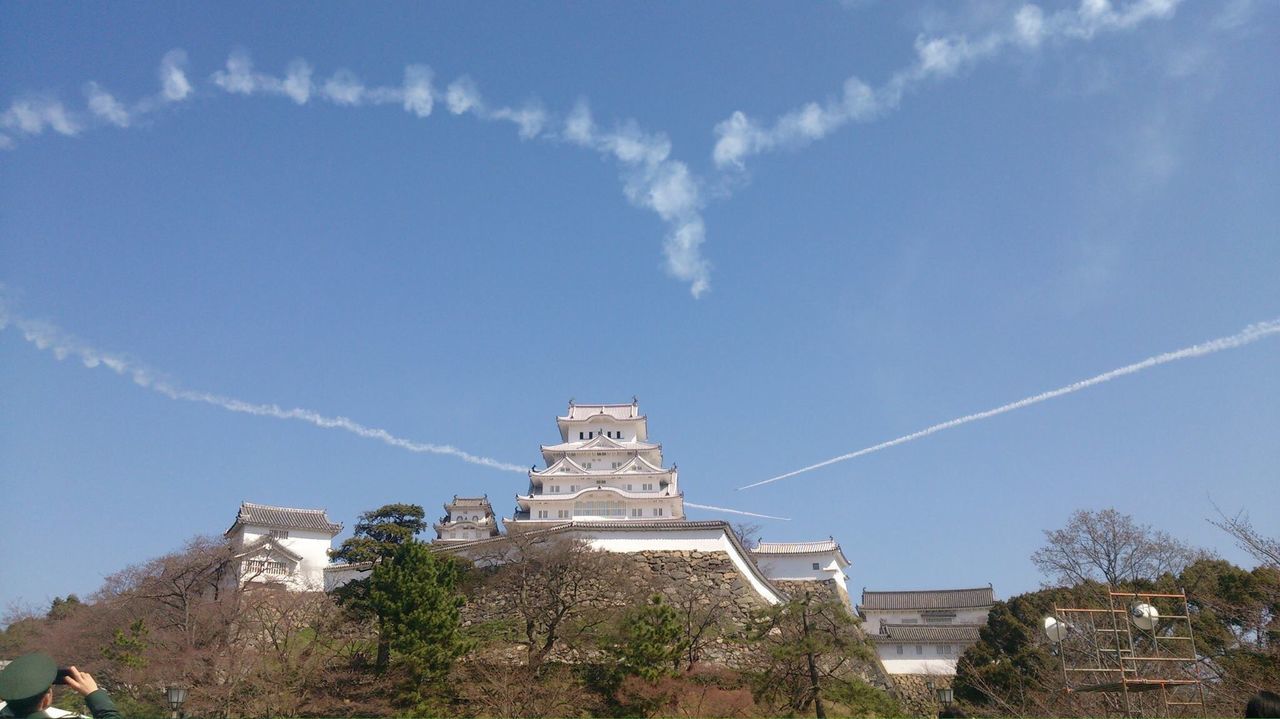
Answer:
[0,653,57,702]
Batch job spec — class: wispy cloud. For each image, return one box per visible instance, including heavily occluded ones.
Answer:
[0,298,528,473]
[562,101,710,296]
[198,51,704,293]
[740,316,1280,490]
[713,0,1184,170]
[2,50,193,142]
[1,97,82,138]
[85,83,131,128]
[160,49,193,102]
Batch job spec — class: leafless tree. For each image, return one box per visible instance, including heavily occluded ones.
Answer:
[664,584,733,671]
[732,523,761,551]
[477,534,638,670]
[1210,506,1280,569]
[1031,508,1195,586]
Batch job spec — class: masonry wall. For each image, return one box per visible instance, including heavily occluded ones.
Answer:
[459,549,774,666]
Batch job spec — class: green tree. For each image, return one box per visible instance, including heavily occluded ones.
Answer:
[47,594,84,621]
[748,591,875,718]
[953,585,1094,714]
[329,502,428,668]
[101,619,149,670]
[367,540,469,710]
[612,594,688,681]
[329,503,428,566]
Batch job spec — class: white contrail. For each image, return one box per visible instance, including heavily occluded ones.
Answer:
[0,302,527,473]
[740,317,1280,490]
[685,501,791,521]
[1,50,713,298]
[713,0,1186,170]
[1,298,789,515]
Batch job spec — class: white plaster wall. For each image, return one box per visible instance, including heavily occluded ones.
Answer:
[240,526,335,590]
[753,553,843,581]
[324,564,371,593]
[878,655,960,675]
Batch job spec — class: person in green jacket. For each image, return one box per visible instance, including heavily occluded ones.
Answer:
[0,654,120,719]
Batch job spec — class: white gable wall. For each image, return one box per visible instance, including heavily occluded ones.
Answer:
[236,526,335,591]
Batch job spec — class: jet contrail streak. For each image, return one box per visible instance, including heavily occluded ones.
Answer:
[740,318,1280,491]
[0,304,528,473]
[685,502,791,521]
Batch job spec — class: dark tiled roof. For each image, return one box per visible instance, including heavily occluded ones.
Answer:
[870,623,983,643]
[226,502,342,535]
[450,495,492,507]
[860,587,994,610]
[753,540,841,554]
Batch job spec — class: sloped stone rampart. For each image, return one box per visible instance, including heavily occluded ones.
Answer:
[460,549,774,665]
[460,549,890,685]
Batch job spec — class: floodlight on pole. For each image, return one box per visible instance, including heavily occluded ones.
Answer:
[1043,616,1069,643]
[1130,602,1159,631]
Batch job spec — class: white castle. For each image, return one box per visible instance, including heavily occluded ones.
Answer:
[228,400,992,678]
[511,399,684,525]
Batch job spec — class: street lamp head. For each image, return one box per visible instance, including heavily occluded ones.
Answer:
[165,684,188,711]
[936,687,954,705]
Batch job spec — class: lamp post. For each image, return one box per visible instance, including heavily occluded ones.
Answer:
[935,686,954,709]
[165,684,188,719]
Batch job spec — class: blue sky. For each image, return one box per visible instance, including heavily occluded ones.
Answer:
[2,1,1278,613]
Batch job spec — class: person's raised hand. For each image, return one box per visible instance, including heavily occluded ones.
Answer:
[61,666,99,697]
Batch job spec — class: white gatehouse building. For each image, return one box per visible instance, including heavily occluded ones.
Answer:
[226,501,343,591]
[858,586,995,675]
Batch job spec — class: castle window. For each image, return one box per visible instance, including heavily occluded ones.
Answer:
[269,529,290,539]
[537,510,549,519]
[588,432,593,439]
[573,499,626,518]
[654,508,664,517]
[246,559,288,576]
[579,431,584,440]
[631,508,642,517]
[626,484,633,491]
[558,510,571,519]
[812,562,820,571]
[896,645,904,655]
[915,645,923,656]
[642,483,654,491]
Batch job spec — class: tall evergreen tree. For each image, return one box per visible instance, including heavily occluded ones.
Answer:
[329,503,428,668]
[612,594,688,681]
[330,503,428,566]
[368,540,469,709]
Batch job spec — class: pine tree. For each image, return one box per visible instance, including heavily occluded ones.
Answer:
[613,594,688,681]
[329,502,428,669]
[368,540,469,709]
